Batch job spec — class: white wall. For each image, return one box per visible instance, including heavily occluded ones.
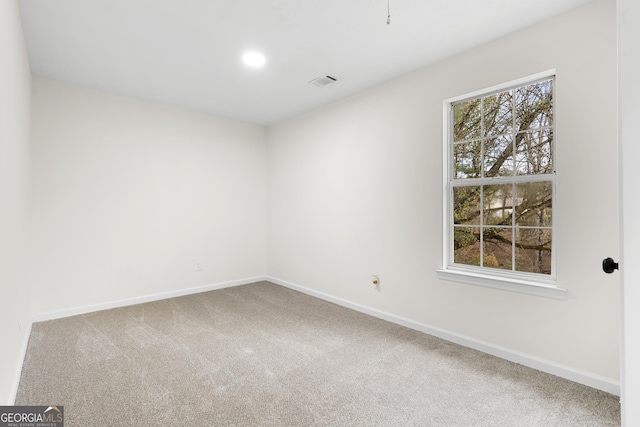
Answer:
[29,79,267,316]
[267,0,620,383]
[0,0,32,404]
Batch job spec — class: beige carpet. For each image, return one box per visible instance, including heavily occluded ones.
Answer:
[16,281,620,426]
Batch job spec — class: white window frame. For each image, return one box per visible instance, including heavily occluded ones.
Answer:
[437,70,566,299]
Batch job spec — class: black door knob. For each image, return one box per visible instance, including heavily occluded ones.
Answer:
[602,257,619,274]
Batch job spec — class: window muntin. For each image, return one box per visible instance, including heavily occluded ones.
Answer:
[447,77,555,278]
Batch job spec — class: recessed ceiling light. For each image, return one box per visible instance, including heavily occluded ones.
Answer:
[242,52,266,68]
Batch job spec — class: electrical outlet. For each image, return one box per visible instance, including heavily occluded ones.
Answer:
[195,262,202,271]
[373,275,380,291]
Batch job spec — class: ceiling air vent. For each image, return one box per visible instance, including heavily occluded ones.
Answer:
[309,74,339,88]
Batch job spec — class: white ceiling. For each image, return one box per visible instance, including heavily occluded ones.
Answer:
[18,0,594,126]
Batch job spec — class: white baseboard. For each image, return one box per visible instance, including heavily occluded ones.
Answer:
[27,274,620,396]
[32,276,268,323]
[267,276,621,396]
[10,318,32,404]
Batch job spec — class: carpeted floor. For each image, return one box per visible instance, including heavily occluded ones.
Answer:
[16,281,620,426]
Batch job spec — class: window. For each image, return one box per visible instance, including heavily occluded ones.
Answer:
[438,71,565,299]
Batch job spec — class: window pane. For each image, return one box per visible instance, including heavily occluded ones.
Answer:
[453,99,481,142]
[483,90,513,137]
[454,227,480,266]
[454,141,481,179]
[448,76,554,278]
[483,227,513,270]
[483,184,513,225]
[515,228,552,274]
[453,186,481,225]
[484,135,513,177]
[515,181,552,227]
[515,129,553,175]
[515,80,553,131]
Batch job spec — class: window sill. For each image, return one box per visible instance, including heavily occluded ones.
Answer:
[436,268,567,300]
